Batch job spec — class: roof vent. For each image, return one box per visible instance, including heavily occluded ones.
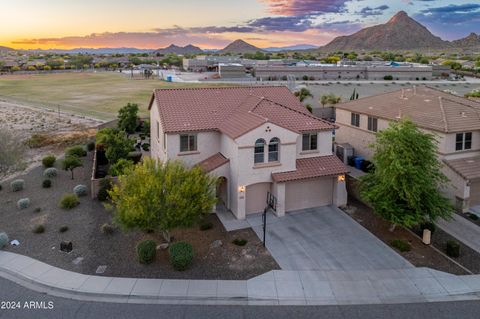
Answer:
[461,111,467,117]
[424,99,431,102]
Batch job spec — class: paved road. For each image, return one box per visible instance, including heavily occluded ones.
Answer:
[1,277,480,319]
[248,207,412,271]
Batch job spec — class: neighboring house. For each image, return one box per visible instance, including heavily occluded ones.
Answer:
[335,86,480,212]
[149,86,348,220]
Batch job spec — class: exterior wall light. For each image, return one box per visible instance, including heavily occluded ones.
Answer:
[238,185,246,193]
[338,175,346,182]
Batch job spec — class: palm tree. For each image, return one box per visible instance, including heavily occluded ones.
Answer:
[294,88,313,102]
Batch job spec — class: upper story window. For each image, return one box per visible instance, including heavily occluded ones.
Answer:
[456,132,472,151]
[254,139,266,164]
[268,138,280,162]
[367,116,378,132]
[180,134,197,152]
[302,133,318,151]
[351,113,360,127]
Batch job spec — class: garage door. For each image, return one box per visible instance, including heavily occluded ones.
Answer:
[285,177,334,212]
[246,183,271,214]
[470,181,480,207]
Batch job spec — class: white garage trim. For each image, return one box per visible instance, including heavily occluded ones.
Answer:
[285,177,334,212]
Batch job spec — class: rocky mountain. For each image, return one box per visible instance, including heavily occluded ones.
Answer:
[155,44,203,55]
[452,33,480,48]
[264,44,317,52]
[219,39,263,54]
[321,11,449,51]
[0,46,15,52]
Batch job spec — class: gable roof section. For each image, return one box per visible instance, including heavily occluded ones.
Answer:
[272,155,348,183]
[335,86,480,133]
[196,152,230,173]
[150,86,335,138]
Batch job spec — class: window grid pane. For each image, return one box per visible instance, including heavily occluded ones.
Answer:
[180,135,189,152]
[310,134,318,150]
[302,134,310,151]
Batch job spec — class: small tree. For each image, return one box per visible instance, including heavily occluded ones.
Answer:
[109,159,217,242]
[96,128,134,164]
[294,88,313,102]
[62,156,83,180]
[117,103,139,134]
[320,94,341,107]
[359,119,453,230]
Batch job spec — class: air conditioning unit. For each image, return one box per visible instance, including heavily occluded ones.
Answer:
[335,143,354,164]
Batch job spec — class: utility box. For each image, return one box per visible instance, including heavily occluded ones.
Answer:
[422,229,431,245]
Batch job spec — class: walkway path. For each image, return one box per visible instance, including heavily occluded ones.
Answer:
[1,251,480,306]
[437,214,480,254]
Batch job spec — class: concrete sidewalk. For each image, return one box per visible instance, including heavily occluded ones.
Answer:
[438,214,480,254]
[1,251,480,306]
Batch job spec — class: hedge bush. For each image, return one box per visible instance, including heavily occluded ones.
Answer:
[10,179,24,192]
[137,240,157,264]
[87,141,95,152]
[73,185,88,197]
[59,225,69,233]
[446,240,460,258]
[42,155,56,168]
[59,194,79,209]
[43,167,58,178]
[169,241,193,271]
[66,145,87,157]
[232,238,248,246]
[17,198,30,210]
[97,178,112,202]
[390,239,411,252]
[42,179,52,188]
[0,232,8,249]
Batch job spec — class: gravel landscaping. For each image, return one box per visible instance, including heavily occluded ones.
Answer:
[344,198,469,275]
[0,152,278,279]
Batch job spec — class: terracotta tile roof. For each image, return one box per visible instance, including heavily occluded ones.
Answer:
[196,152,229,173]
[149,86,335,138]
[272,155,348,183]
[444,156,480,181]
[335,86,480,133]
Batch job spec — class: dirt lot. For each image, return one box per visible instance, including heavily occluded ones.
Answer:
[0,153,278,279]
[0,100,100,180]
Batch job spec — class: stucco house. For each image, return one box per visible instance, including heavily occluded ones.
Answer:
[334,86,480,212]
[149,86,348,220]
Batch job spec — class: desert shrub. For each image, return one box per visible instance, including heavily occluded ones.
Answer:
[141,143,150,151]
[33,207,41,213]
[59,194,79,209]
[43,167,58,178]
[59,225,69,233]
[169,241,193,271]
[127,151,142,164]
[25,133,49,148]
[420,221,436,234]
[73,184,88,197]
[0,232,8,249]
[97,178,113,201]
[383,75,393,81]
[469,214,479,221]
[17,198,30,210]
[137,240,157,264]
[42,179,52,188]
[101,223,115,235]
[66,145,87,157]
[232,238,248,246]
[32,224,45,234]
[389,239,411,252]
[42,155,56,168]
[10,179,24,192]
[199,221,213,231]
[446,240,460,258]
[109,159,133,177]
[87,141,95,151]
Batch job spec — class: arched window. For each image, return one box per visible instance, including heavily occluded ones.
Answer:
[254,139,266,164]
[268,138,280,162]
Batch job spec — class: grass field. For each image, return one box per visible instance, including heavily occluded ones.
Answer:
[0,72,231,120]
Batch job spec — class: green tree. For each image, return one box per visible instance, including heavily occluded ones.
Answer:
[96,128,134,164]
[109,158,134,176]
[359,119,453,230]
[62,156,83,180]
[109,159,217,242]
[294,88,313,102]
[320,94,341,107]
[117,103,139,134]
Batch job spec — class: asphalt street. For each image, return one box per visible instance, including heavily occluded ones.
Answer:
[0,277,479,319]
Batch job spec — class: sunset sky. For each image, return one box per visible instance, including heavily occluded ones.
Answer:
[2,0,479,50]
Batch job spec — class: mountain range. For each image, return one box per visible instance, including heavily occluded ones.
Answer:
[218,39,263,54]
[154,44,203,55]
[321,11,479,51]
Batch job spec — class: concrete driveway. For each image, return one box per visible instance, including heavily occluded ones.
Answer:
[247,206,413,271]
